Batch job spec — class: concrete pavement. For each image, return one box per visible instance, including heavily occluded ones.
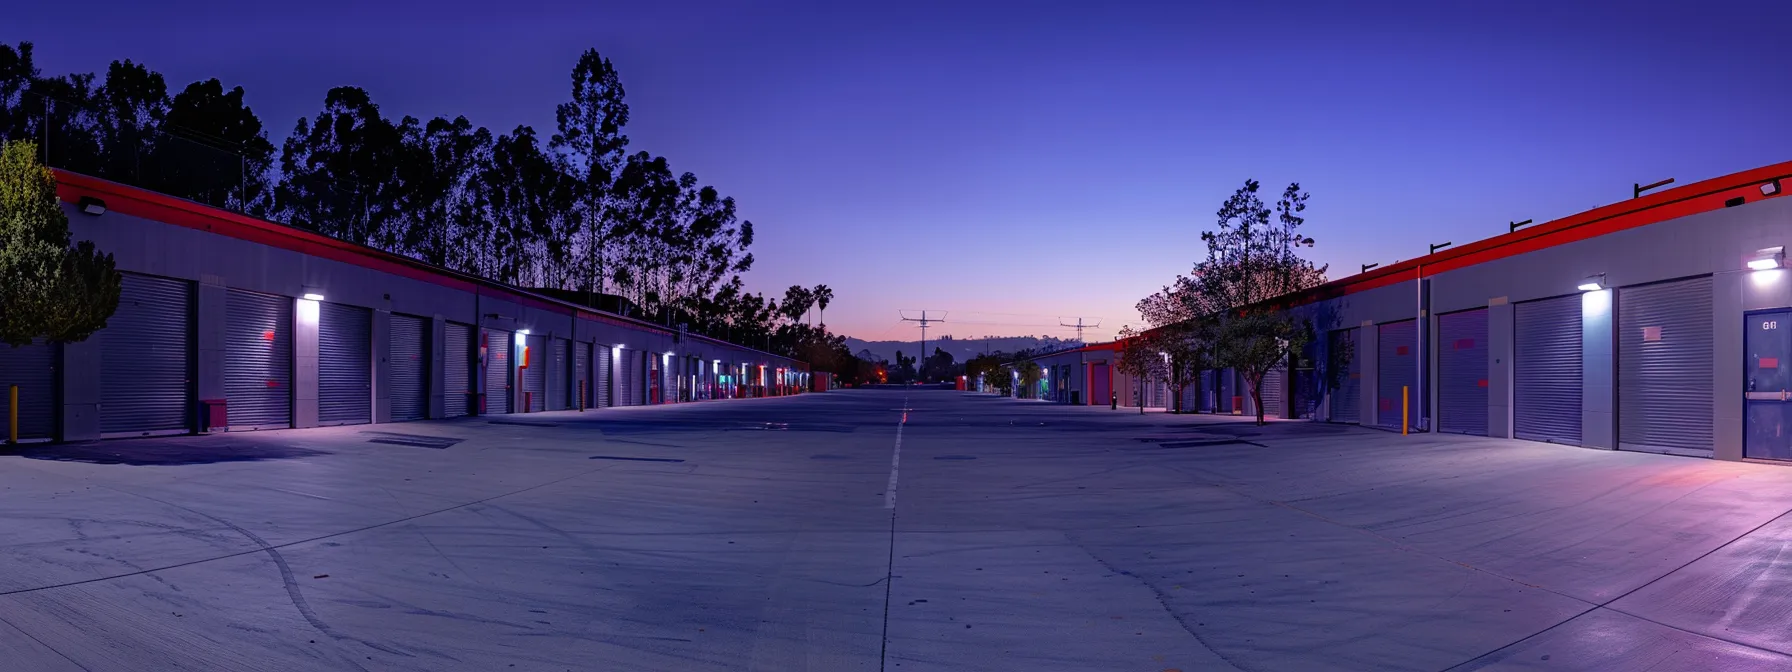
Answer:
[3,391,1792,670]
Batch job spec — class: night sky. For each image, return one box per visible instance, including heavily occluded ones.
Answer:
[7,1,1791,343]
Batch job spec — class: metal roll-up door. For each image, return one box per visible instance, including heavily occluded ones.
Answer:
[102,274,192,436]
[1619,277,1714,454]
[1219,369,1236,413]
[574,342,590,409]
[550,338,570,410]
[1439,308,1489,435]
[1376,320,1417,431]
[390,314,427,422]
[1515,295,1582,445]
[319,303,371,426]
[0,339,56,440]
[1261,367,1286,418]
[225,289,290,430]
[522,334,546,412]
[617,349,637,406]
[1330,329,1361,423]
[597,345,613,407]
[486,329,511,414]
[444,323,472,417]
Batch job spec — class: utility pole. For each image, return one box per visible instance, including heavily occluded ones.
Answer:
[1059,317,1100,345]
[900,310,945,384]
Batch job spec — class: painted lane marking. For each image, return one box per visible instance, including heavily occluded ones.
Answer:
[885,404,909,510]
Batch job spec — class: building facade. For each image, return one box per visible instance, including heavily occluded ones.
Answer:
[0,171,811,444]
[1023,161,1792,463]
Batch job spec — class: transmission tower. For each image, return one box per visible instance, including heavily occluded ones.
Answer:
[900,310,946,383]
[1059,317,1100,345]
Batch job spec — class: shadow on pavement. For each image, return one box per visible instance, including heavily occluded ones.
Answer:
[12,437,331,466]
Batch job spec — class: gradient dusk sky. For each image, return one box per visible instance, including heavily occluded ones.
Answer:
[7,1,1791,343]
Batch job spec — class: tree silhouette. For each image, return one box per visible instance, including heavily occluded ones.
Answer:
[551,49,630,295]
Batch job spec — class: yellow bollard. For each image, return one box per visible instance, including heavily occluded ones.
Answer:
[1402,386,1409,436]
[8,384,17,444]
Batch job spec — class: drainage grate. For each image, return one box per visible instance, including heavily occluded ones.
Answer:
[489,420,561,428]
[933,455,978,460]
[589,455,686,463]
[810,454,852,460]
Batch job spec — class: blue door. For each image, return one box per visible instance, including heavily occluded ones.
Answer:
[1746,310,1792,460]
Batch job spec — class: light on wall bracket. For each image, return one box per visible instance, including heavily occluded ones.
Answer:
[1578,274,1605,292]
[1747,246,1785,271]
[78,196,106,216]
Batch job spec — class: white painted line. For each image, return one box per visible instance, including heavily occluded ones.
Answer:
[885,400,909,510]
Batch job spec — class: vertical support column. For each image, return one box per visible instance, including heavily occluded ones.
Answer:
[372,309,391,424]
[1713,273,1745,461]
[429,316,446,419]
[1359,320,1379,426]
[1581,289,1616,450]
[195,275,227,431]
[1487,298,1514,439]
[58,338,101,441]
[294,299,320,429]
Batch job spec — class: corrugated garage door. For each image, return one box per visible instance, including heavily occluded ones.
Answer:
[102,274,192,437]
[1439,308,1489,436]
[319,302,371,426]
[1331,329,1360,423]
[226,289,290,430]
[1619,277,1714,454]
[0,339,55,440]
[389,314,427,422]
[596,345,613,407]
[1376,320,1417,431]
[550,338,570,410]
[522,334,546,412]
[617,349,637,406]
[486,329,511,414]
[574,342,590,410]
[444,322,472,417]
[1515,295,1582,445]
[1220,369,1236,414]
[1260,367,1285,418]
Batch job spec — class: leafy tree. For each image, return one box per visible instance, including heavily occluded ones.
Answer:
[781,285,815,325]
[159,78,276,213]
[1,42,39,143]
[551,49,630,294]
[1194,180,1327,425]
[275,87,409,246]
[0,141,121,345]
[92,60,168,183]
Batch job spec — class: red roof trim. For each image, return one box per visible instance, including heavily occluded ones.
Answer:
[52,170,806,361]
[1280,160,1792,308]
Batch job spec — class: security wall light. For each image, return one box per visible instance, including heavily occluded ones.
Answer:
[78,196,106,215]
[1577,275,1605,292]
[1764,180,1782,197]
[1747,246,1785,271]
[301,293,325,301]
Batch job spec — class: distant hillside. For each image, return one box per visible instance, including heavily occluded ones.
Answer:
[842,334,1083,363]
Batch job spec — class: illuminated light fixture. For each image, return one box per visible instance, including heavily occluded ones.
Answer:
[1747,246,1785,271]
[301,292,325,301]
[1765,180,1782,197]
[515,331,528,346]
[1577,275,1605,292]
[78,196,107,215]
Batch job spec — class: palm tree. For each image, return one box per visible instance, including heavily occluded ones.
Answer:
[813,284,833,329]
